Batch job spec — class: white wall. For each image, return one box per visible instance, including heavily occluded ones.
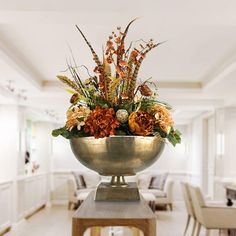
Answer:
[187,116,204,186]
[213,108,236,200]
[146,125,190,174]
[0,105,50,232]
[52,136,88,172]
[222,108,236,177]
[34,122,54,173]
[0,105,19,181]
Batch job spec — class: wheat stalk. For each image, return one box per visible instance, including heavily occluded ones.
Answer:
[57,75,82,94]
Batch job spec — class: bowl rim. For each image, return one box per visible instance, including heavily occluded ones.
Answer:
[70,135,165,140]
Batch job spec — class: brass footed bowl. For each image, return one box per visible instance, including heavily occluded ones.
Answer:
[70,136,165,176]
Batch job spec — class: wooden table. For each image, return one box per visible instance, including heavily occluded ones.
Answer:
[72,191,157,236]
[226,185,236,236]
[226,185,236,206]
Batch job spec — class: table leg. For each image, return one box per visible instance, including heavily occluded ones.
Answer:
[142,219,156,236]
[227,198,233,207]
[90,227,101,236]
[132,227,140,236]
[72,220,86,236]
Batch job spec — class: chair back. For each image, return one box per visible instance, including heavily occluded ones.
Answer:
[164,179,174,202]
[181,182,195,217]
[188,185,206,224]
[67,178,77,203]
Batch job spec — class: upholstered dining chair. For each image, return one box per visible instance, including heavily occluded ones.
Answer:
[181,182,197,236]
[188,184,236,236]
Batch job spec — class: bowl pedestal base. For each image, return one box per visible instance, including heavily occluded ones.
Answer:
[95,176,140,201]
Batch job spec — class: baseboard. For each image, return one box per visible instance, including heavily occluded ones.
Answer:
[0,226,11,236]
[11,218,26,231]
[25,205,45,220]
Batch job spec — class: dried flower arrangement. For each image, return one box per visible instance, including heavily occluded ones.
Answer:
[52,19,181,146]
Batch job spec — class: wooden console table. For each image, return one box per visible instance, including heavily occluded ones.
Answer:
[72,191,157,236]
[226,185,236,206]
[225,185,236,236]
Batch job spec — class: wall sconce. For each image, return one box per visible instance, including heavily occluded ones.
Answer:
[216,133,225,156]
[5,80,15,92]
[45,109,59,121]
[4,80,27,100]
[17,89,27,100]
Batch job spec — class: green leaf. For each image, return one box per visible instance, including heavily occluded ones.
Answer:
[52,127,66,137]
[65,88,76,94]
[167,128,182,147]
[52,126,90,139]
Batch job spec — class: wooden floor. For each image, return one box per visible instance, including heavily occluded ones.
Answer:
[4,203,227,236]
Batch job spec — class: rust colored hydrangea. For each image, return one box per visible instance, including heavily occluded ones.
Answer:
[128,111,154,136]
[84,106,120,138]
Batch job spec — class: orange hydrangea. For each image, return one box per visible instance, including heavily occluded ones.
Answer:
[84,106,120,138]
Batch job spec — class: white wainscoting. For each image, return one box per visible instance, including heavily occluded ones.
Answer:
[17,173,49,221]
[0,181,12,234]
[51,171,72,205]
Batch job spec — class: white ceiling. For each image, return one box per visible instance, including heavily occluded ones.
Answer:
[0,0,236,123]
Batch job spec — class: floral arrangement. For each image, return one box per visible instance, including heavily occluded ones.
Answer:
[52,19,181,146]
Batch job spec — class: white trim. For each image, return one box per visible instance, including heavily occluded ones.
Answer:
[11,219,26,231]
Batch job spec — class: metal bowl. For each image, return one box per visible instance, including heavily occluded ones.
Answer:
[70,136,165,176]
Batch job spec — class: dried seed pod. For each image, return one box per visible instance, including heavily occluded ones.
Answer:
[139,84,153,97]
[70,93,79,104]
[116,109,129,123]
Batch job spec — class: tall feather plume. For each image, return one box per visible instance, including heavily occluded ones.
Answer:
[129,41,165,97]
[75,25,102,67]
[103,53,112,103]
[75,25,109,100]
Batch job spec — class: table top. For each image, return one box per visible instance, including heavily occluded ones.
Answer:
[73,191,156,220]
[226,185,236,191]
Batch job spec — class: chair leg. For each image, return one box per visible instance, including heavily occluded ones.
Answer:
[183,215,191,236]
[169,203,173,211]
[191,219,197,236]
[68,201,71,210]
[151,201,155,212]
[68,201,74,210]
[195,223,201,236]
[205,229,210,236]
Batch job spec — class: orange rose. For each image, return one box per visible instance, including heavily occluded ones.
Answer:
[128,111,154,136]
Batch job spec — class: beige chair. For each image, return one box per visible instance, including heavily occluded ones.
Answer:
[155,179,174,211]
[67,178,79,210]
[67,178,90,210]
[189,184,236,236]
[181,182,197,236]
